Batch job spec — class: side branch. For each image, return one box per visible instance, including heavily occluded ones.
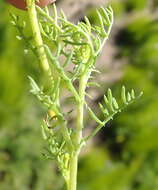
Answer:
[44,45,80,103]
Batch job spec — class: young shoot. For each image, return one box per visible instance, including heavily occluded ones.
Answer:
[10,1,143,190]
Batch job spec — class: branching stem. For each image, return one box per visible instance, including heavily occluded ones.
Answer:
[16,3,142,190]
[23,2,115,190]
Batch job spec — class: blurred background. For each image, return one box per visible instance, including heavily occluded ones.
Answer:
[0,0,158,189]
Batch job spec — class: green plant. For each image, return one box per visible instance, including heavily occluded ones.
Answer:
[10,1,142,189]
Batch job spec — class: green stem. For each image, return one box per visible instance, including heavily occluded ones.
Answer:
[26,0,51,75]
[68,153,78,190]
[68,75,87,190]
[76,76,87,144]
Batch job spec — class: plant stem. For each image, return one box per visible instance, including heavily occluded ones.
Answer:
[68,153,78,190]
[76,76,87,144]
[68,75,87,190]
[26,0,51,75]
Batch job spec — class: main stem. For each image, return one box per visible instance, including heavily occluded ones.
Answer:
[68,75,87,190]
[26,0,51,75]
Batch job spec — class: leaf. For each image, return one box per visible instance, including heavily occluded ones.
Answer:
[41,124,48,140]
[104,95,112,112]
[84,86,143,142]
[78,22,90,33]
[87,82,101,88]
[63,52,73,68]
[53,4,58,23]
[84,16,91,33]
[16,36,22,40]
[85,92,93,100]
[99,103,109,115]
[112,97,119,109]
[127,92,131,102]
[63,40,87,46]
[106,6,113,22]
[121,86,127,105]
[91,68,101,74]
[28,76,40,95]
[139,91,143,97]
[99,86,143,124]
[100,6,111,26]
[60,9,67,20]
[131,89,135,99]
[97,10,105,34]
[88,107,103,125]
